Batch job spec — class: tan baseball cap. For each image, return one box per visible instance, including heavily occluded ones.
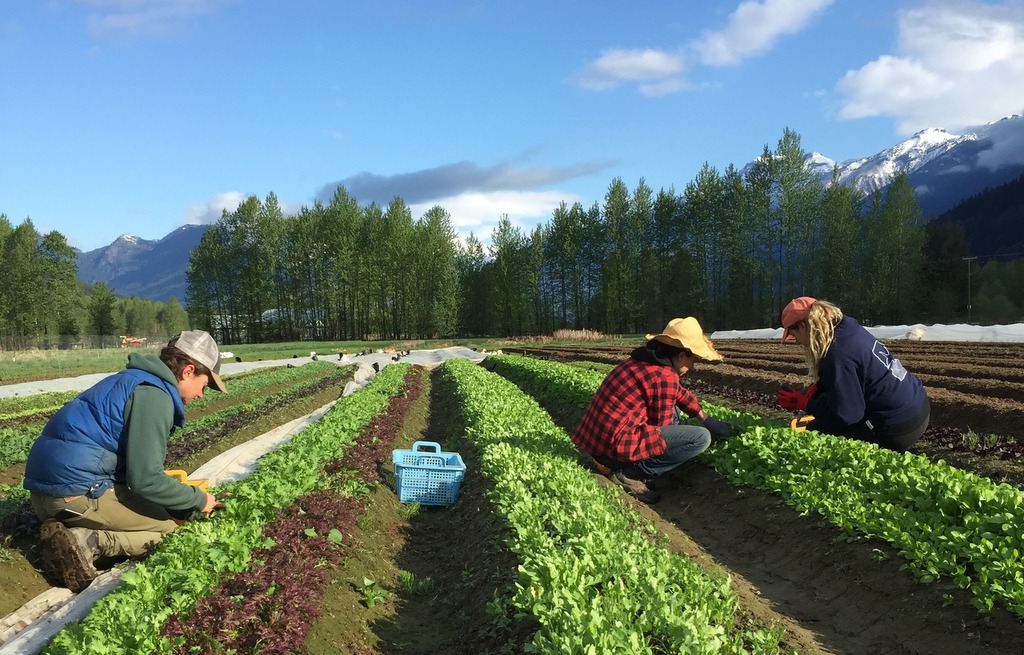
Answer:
[167,330,226,392]
[645,317,723,361]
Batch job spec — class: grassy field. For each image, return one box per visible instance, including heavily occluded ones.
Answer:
[0,333,637,385]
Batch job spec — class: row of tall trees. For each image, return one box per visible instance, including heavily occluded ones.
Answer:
[0,216,191,349]
[186,190,461,343]
[190,129,1004,343]
[6,128,1019,349]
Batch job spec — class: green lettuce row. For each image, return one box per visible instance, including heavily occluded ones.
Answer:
[0,424,39,470]
[487,354,1024,617]
[170,362,351,443]
[0,391,79,417]
[442,359,784,654]
[45,363,411,655]
[185,360,338,412]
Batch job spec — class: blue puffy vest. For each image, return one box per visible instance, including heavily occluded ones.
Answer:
[23,368,185,498]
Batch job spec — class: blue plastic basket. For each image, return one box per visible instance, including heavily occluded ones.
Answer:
[392,440,466,506]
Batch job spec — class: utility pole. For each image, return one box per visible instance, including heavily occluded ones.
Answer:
[962,256,977,323]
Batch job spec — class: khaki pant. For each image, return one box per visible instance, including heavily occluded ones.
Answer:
[31,485,178,559]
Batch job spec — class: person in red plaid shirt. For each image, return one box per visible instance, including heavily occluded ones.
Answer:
[572,317,733,503]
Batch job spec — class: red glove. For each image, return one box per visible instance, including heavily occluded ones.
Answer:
[777,384,816,411]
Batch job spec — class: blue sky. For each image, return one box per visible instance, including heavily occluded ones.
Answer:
[2,0,1023,252]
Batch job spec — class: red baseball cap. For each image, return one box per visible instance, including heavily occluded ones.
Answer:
[781,297,816,341]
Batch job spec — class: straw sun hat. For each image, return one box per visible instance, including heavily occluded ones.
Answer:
[645,317,722,361]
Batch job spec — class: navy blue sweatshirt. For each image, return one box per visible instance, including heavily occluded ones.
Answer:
[806,316,927,434]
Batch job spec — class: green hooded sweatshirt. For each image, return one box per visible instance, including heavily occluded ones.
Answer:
[123,352,206,512]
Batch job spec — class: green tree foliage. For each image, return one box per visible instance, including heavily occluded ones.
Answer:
[773,129,825,302]
[922,219,971,321]
[88,282,119,346]
[489,216,531,336]
[861,173,927,324]
[681,165,724,323]
[818,168,863,307]
[455,233,489,336]
[157,298,191,336]
[176,143,954,342]
[3,219,44,343]
[412,206,461,337]
[597,179,628,332]
[973,259,1024,324]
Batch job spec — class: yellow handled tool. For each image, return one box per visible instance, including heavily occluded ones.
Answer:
[790,415,815,432]
[164,469,210,492]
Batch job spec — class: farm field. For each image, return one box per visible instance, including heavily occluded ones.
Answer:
[0,362,357,624]
[515,339,1024,486]
[1,343,1022,653]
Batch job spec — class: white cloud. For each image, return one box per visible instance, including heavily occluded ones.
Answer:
[183,192,244,225]
[75,0,232,38]
[576,0,832,95]
[409,190,581,241]
[837,1,1024,132]
[577,48,688,93]
[691,0,835,66]
[183,192,303,225]
[976,117,1024,168]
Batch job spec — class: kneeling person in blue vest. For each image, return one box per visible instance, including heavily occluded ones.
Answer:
[571,317,733,504]
[23,330,227,592]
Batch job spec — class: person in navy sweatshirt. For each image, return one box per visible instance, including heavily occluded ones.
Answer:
[776,297,930,451]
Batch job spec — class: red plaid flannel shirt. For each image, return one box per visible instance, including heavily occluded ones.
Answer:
[571,356,703,462]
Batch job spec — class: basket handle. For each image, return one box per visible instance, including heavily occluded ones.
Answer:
[411,440,442,454]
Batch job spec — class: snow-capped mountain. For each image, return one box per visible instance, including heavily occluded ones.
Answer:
[747,114,1024,218]
[76,224,209,302]
[833,127,965,194]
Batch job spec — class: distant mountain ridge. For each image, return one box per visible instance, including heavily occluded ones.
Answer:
[75,224,208,302]
[77,116,1024,301]
[802,114,1024,217]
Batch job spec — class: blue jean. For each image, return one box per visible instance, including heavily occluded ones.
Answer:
[634,424,711,477]
[595,424,711,479]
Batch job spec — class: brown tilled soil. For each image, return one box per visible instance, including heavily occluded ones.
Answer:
[336,359,1024,654]
[0,368,355,624]
[513,340,1024,460]
[497,347,1024,653]
[7,351,1024,653]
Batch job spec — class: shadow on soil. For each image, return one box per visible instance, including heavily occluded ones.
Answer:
[367,368,539,655]
[529,374,1024,655]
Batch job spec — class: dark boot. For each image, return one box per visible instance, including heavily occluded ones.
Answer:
[40,520,101,592]
[608,468,661,504]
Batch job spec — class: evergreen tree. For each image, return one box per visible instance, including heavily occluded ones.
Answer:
[489,216,529,336]
[681,164,725,322]
[601,178,631,332]
[818,167,862,308]
[455,233,489,336]
[3,220,43,347]
[412,206,461,338]
[721,165,766,328]
[158,297,191,336]
[861,173,926,323]
[627,179,655,332]
[742,147,779,323]
[38,231,80,346]
[923,219,971,321]
[773,128,824,301]
[88,282,119,347]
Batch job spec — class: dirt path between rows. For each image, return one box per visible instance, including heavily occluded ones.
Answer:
[641,463,1022,654]
[509,358,1024,654]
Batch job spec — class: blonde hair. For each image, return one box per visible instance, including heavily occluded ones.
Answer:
[803,299,844,380]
